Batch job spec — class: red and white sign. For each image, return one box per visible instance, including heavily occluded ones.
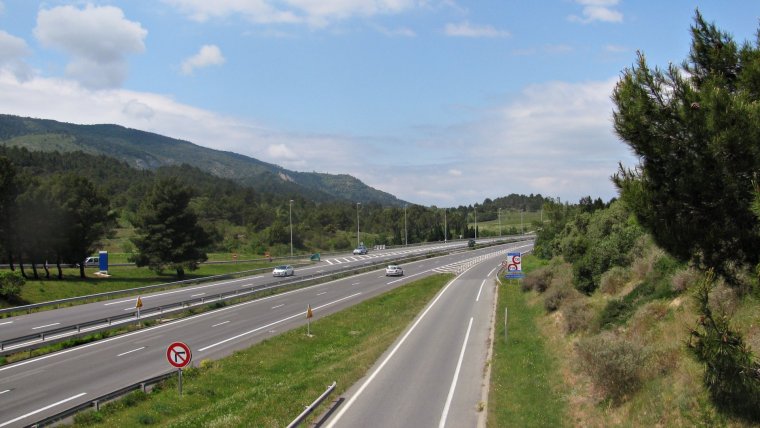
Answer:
[166,342,192,369]
[506,252,522,272]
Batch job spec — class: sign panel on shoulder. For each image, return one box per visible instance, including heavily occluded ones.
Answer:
[166,342,192,369]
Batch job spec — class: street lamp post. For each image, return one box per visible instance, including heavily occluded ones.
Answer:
[356,202,361,247]
[289,200,293,257]
[404,204,408,246]
[444,208,447,243]
[498,208,501,237]
[474,207,478,239]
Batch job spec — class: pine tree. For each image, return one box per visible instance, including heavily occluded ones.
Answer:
[131,177,211,278]
[612,11,760,279]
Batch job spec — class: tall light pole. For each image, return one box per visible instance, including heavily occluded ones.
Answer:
[474,207,478,239]
[498,207,501,237]
[442,208,447,242]
[356,202,361,247]
[521,209,524,234]
[289,200,294,257]
[404,204,408,246]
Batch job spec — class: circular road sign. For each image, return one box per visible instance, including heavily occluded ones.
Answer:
[166,342,192,369]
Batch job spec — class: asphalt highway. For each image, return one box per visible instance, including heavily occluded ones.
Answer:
[0,239,498,348]
[0,240,533,427]
[324,247,505,428]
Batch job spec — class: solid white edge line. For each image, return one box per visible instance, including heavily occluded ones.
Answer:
[0,392,87,428]
[117,346,145,357]
[439,317,474,428]
[475,280,485,302]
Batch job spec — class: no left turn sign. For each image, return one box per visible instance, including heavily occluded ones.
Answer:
[166,342,192,369]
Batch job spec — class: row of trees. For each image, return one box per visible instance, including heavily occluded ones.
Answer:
[0,146,548,280]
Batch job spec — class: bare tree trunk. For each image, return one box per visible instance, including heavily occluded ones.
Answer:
[31,262,39,280]
[6,250,14,271]
[79,263,86,279]
[43,260,50,279]
[56,255,63,280]
[19,259,27,279]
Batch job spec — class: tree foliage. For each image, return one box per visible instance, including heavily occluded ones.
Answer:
[131,177,211,278]
[612,11,760,279]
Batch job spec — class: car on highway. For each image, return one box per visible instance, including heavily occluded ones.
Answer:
[385,264,404,276]
[353,246,368,255]
[272,265,295,277]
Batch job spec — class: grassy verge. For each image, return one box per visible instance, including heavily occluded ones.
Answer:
[67,274,454,427]
[488,255,567,427]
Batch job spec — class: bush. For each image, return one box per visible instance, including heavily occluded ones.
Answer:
[670,267,699,293]
[575,332,647,403]
[600,266,631,295]
[563,300,592,334]
[0,270,24,300]
[523,267,553,293]
[543,285,570,312]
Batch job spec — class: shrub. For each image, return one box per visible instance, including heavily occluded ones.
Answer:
[544,285,570,312]
[575,332,647,403]
[0,270,24,300]
[523,267,553,293]
[563,300,592,334]
[600,266,631,295]
[670,267,699,293]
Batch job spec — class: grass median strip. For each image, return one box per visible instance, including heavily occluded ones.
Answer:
[68,273,454,427]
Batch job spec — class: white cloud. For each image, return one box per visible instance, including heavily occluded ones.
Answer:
[373,24,416,37]
[0,30,32,81]
[164,0,426,27]
[448,169,462,176]
[33,4,147,89]
[181,45,226,75]
[569,0,623,24]
[444,21,510,38]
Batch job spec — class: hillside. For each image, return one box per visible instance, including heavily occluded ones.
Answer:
[0,114,406,206]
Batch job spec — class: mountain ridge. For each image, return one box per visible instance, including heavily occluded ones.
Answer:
[0,114,407,206]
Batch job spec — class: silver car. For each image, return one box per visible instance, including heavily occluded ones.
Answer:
[385,265,403,276]
[272,265,295,277]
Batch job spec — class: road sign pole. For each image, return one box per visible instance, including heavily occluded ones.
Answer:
[178,368,183,396]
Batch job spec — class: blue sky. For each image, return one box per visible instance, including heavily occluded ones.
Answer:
[0,1,758,207]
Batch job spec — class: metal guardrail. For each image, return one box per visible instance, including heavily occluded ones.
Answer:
[287,382,337,428]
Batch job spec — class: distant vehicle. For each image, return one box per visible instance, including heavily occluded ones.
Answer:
[353,246,368,255]
[385,264,404,276]
[467,239,476,248]
[272,265,295,277]
[83,256,99,266]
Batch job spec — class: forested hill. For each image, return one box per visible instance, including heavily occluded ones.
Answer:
[0,114,405,206]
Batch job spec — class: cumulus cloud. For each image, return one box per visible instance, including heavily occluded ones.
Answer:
[0,30,33,81]
[181,44,225,75]
[33,4,147,89]
[164,0,425,27]
[444,22,510,38]
[569,0,623,24]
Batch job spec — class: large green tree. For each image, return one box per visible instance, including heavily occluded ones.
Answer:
[612,11,760,279]
[51,174,116,279]
[0,157,19,269]
[131,177,211,278]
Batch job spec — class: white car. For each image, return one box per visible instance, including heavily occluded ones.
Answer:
[272,265,295,277]
[353,247,368,255]
[385,265,404,276]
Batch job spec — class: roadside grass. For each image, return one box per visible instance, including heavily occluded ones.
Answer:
[488,255,567,427]
[67,274,454,427]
